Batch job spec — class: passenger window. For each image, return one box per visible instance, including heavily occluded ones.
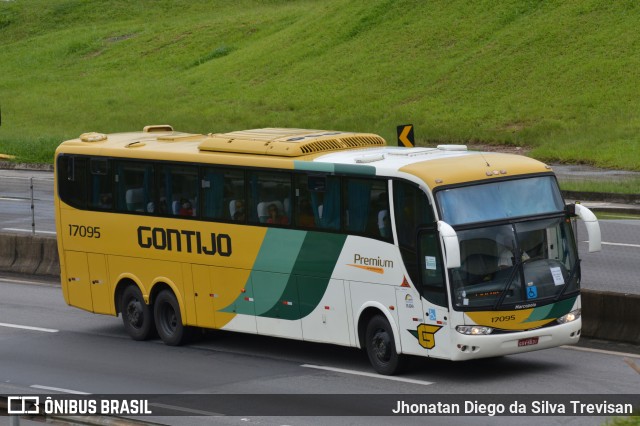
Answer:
[202,168,245,221]
[115,161,154,213]
[393,181,434,249]
[88,158,112,210]
[295,174,341,230]
[419,229,447,306]
[58,155,88,209]
[393,181,435,286]
[344,178,390,240]
[156,164,198,217]
[249,171,291,226]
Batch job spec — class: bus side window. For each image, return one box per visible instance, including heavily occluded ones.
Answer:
[249,171,291,226]
[294,175,315,228]
[115,161,153,213]
[58,155,88,209]
[88,158,112,210]
[344,178,390,241]
[202,167,245,221]
[393,181,434,249]
[298,174,341,231]
[157,164,198,217]
[419,230,447,307]
[393,180,435,286]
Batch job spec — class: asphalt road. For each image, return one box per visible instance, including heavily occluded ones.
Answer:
[0,277,638,426]
[1,169,638,294]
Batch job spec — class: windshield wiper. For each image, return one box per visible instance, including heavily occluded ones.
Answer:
[554,258,581,301]
[492,257,522,310]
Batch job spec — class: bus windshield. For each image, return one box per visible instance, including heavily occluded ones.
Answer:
[436,176,564,226]
[447,217,579,310]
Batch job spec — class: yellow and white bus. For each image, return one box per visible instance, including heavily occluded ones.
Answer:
[54,125,601,375]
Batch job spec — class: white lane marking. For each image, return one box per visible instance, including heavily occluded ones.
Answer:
[30,385,90,395]
[0,322,58,333]
[0,197,26,201]
[2,227,56,234]
[600,241,640,248]
[561,345,640,359]
[301,364,434,386]
[0,277,58,287]
[150,402,224,416]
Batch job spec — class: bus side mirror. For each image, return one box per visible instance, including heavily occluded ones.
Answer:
[438,221,461,269]
[572,203,602,252]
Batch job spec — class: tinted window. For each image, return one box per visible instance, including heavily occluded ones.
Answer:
[202,167,245,221]
[88,158,113,210]
[436,176,564,226]
[156,164,198,217]
[344,178,390,241]
[248,171,292,225]
[58,155,88,209]
[115,161,154,213]
[294,174,341,231]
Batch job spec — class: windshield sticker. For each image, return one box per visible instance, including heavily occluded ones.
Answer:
[526,285,538,299]
[425,256,437,270]
[550,267,565,286]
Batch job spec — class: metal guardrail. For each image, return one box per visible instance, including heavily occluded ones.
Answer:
[0,175,54,235]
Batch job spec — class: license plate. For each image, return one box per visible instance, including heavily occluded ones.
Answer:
[518,337,539,347]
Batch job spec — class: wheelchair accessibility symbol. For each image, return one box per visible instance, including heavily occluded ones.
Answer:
[527,285,538,299]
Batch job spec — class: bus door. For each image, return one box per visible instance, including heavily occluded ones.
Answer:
[394,284,425,356]
[87,253,111,314]
[253,271,303,339]
[416,229,451,359]
[64,252,93,312]
[64,252,110,314]
[192,265,257,333]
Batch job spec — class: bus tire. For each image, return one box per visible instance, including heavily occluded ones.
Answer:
[121,285,154,341]
[154,289,187,346]
[365,315,403,375]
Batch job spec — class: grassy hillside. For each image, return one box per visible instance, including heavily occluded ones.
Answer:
[1,0,640,169]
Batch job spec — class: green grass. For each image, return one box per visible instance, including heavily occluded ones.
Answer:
[2,0,640,171]
[594,212,640,220]
[604,416,640,426]
[560,178,640,195]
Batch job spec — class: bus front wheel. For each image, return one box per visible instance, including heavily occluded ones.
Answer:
[365,315,403,375]
[154,290,187,346]
[121,285,154,341]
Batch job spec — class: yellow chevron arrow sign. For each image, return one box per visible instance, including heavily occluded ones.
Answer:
[396,124,414,147]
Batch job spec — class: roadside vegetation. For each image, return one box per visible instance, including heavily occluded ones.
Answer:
[559,178,640,195]
[1,0,640,175]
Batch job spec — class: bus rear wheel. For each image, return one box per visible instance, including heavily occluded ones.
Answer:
[121,285,154,341]
[365,315,403,375]
[154,289,187,346]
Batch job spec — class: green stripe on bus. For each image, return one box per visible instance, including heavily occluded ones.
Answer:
[525,296,577,322]
[294,161,376,176]
[260,232,347,320]
[334,164,376,176]
[294,161,335,173]
[219,228,306,316]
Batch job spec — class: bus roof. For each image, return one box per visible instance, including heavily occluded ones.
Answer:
[56,126,553,188]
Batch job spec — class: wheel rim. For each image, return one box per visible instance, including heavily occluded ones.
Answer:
[159,302,177,336]
[371,328,392,363]
[126,298,144,329]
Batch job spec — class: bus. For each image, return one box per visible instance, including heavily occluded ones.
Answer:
[54,125,601,375]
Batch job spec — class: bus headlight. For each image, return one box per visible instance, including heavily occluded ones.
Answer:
[456,325,493,335]
[556,309,581,324]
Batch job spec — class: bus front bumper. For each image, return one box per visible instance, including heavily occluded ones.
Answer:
[448,319,582,361]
